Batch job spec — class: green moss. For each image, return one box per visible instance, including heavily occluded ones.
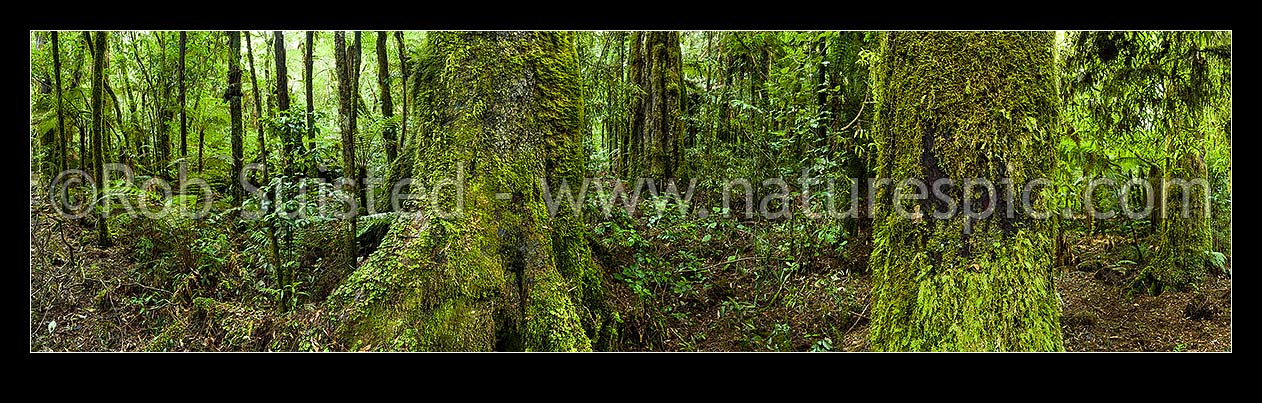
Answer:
[327,32,603,351]
[868,32,1064,351]
[1143,151,1211,290]
[145,320,187,351]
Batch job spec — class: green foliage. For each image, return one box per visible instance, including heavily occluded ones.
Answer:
[29,30,1231,352]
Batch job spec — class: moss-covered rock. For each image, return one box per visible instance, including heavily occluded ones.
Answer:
[327,32,607,351]
[867,32,1064,351]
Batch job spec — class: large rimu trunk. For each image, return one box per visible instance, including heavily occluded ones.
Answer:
[868,32,1063,351]
[328,32,611,351]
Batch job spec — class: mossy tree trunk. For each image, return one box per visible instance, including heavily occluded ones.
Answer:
[868,32,1063,351]
[627,32,683,182]
[1144,32,1215,291]
[328,32,610,351]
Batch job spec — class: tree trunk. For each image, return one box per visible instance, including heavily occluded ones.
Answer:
[1142,32,1215,291]
[273,31,293,175]
[118,45,142,166]
[88,31,110,246]
[613,31,628,177]
[227,31,244,208]
[868,32,1062,351]
[376,31,397,165]
[304,31,317,173]
[104,78,125,163]
[179,31,188,160]
[333,31,360,268]
[394,31,408,156]
[156,33,172,176]
[627,32,684,183]
[245,32,269,183]
[328,32,610,352]
[52,32,66,176]
[192,84,202,174]
[350,32,367,214]
[815,36,828,142]
[74,37,86,171]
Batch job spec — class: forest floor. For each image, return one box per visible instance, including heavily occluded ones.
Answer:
[600,228,1232,352]
[29,183,1231,352]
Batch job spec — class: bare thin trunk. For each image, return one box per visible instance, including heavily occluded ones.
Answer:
[88,31,110,246]
[227,31,244,208]
[273,31,293,175]
[179,31,188,159]
[245,32,269,181]
[52,32,66,175]
[304,31,316,171]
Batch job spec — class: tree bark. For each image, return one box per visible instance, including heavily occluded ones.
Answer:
[179,31,188,159]
[351,32,367,214]
[627,32,644,178]
[245,32,269,182]
[104,78,124,163]
[328,32,611,351]
[868,32,1062,351]
[304,31,316,171]
[394,31,408,155]
[156,32,172,175]
[118,43,142,166]
[52,32,66,176]
[227,31,244,209]
[88,31,110,246]
[273,31,293,175]
[627,32,683,182]
[333,31,360,268]
[1144,32,1215,291]
[376,32,397,165]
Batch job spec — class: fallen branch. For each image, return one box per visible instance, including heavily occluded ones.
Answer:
[846,299,871,335]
